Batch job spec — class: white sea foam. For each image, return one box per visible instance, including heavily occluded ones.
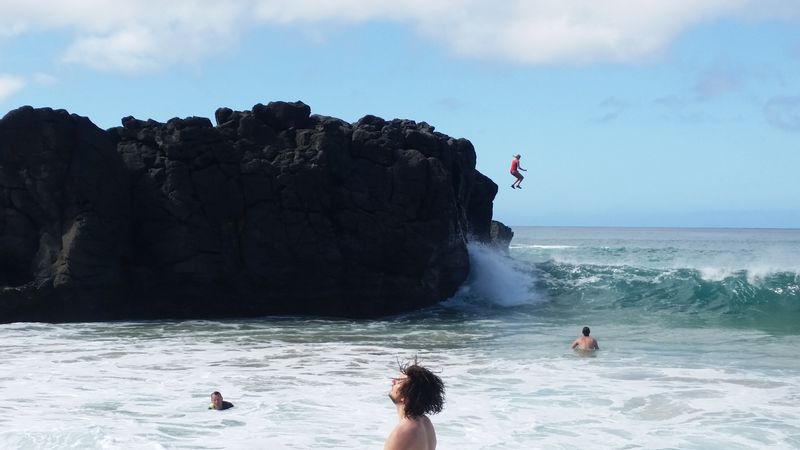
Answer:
[451,243,540,307]
[698,266,737,282]
[509,244,577,250]
[696,262,800,283]
[1,321,799,449]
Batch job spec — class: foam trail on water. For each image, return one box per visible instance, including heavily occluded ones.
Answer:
[694,257,800,283]
[509,244,576,249]
[447,243,538,307]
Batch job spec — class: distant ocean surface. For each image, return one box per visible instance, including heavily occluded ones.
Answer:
[2,227,799,449]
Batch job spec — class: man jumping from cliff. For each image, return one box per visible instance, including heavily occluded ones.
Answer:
[510,154,527,189]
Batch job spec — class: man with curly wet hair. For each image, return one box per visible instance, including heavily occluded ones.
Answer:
[384,360,445,450]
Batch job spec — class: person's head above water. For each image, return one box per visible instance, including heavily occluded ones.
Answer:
[582,326,591,336]
[210,391,224,409]
[514,154,521,159]
[389,360,445,419]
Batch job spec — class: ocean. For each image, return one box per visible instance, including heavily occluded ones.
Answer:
[1,227,799,449]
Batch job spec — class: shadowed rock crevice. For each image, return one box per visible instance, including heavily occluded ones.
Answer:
[0,101,511,323]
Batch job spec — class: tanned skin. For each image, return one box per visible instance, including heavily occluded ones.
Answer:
[571,327,599,351]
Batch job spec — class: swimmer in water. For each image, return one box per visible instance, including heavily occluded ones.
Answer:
[208,391,234,410]
[571,326,599,351]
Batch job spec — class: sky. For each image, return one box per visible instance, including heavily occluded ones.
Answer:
[1,0,799,228]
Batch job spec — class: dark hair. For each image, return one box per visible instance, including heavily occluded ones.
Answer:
[397,362,445,419]
[582,327,590,336]
[211,391,222,397]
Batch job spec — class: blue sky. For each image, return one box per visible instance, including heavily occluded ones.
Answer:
[1,1,799,228]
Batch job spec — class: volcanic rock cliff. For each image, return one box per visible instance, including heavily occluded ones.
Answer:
[0,101,512,323]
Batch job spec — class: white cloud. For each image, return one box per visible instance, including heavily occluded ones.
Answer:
[63,27,161,72]
[1,1,246,73]
[0,75,25,102]
[0,0,799,72]
[231,0,800,65]
[413,1,724,64]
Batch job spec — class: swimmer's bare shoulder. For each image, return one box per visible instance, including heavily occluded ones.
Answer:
[384,416,435,450]
[571,336,599,351]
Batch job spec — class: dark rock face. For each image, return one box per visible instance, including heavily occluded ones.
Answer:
[0,101,509,322]
[490,221,515,252]
[0,107,131,322]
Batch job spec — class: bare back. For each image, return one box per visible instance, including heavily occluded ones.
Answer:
[384,416,436,450]
[571,336,599,350]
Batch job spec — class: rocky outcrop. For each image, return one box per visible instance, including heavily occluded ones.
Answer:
[0,101,509,323]
[0,106,131,322]
[490,221,514,252]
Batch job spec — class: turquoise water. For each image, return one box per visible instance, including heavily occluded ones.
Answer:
[506,227,800,332]
[1,227,799,449]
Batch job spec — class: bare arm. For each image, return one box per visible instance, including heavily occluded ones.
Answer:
[570,339,579,349]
